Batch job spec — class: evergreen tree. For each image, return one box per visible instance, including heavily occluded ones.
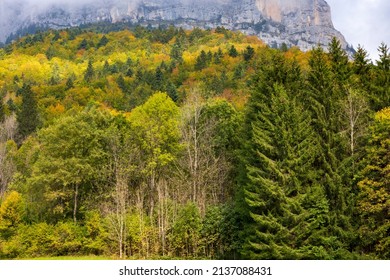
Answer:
[353,45,371,77]
[153,67,165,91]
[213,48,223,64]
[170,42,183,63]
[195,50,208,71]
[243,46,255,62]
[116,75,127,93]
[97,35,109,49]
[243,84,316,259]
[328,37,351,88]
[16,83,39,141]
[45,46,56,60]
[352,45,372,97]
[166,82,178,102]
[372,43,390,109]
[84,60,95,83]
[78,38,88,50]
[102,60,110,75]
[66,74,75,90]
[228,45,238,57]
[306,46,355,257]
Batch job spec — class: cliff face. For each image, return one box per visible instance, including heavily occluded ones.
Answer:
[0,0,348,51]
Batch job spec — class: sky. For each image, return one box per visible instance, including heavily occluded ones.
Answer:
[326,0,390,61]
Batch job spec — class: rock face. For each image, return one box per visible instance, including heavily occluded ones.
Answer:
[0,0,349,51]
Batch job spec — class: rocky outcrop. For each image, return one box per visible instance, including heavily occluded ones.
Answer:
[0,0,349,51]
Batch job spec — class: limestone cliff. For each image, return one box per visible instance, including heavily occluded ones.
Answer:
[0,0,349,51]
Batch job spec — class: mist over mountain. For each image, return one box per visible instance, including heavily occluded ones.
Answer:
[0,0,349,51]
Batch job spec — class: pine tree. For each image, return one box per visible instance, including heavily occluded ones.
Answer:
[66,75,75,90]
[16,83,39,141]
[84,60,95,83]
[97,35,109,49]
[195,50,208,71]
[116,75,127,93]
[243,46,255,61]
[170,42,183,63]
[353,45,371,77]
[372,43,390,109]
[78,38,88,50]
[305,46,355,257]
[228,45,238,57]
[328,37,351,88]
[243,84,316,259]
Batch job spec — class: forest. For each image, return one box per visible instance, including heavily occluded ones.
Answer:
[0,25,389,260]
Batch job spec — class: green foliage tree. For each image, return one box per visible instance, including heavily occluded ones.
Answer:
[0,191,24,239]
[242,84,316,259]
[228,45,238,57]
[357,107,390,258]
[353,45,371,77]
[243,46,255,62]
[1,24,388,260]
[129,92,180,217]
[16,83,40,141]
[168,202,201,257]
[78,38,88,50]
[84,60,95,83]
[306,46,356,257]
[97,35,109,49]
[372,43,390,109]
[26,109,109,223]
[195,50,208,71]
[170,42,183,63]
[328,37,351,87]
[306,47,345,207]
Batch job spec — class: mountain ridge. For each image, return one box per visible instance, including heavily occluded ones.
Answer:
[1,0,350,51]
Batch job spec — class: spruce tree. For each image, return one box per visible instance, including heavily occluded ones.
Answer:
[228,45,238,57]
[352,45,372,96]
[84,60,95,83]
[243,46,255,62]
[243,84,316,259]
[328,37,351,88]
[16,83,39,141]
[373,43,390,109]
[305,46,355,257]
[97,35,109,49]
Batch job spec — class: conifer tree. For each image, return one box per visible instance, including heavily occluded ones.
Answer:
[84,60,95,83]
[352,45,372,95]
[243,46,255,61]
[328,37,351,88]
[353,45,371,77]
[243,84,316,259]
[373,43,390,109]
[16,83,39,141]
[228,45,238,57]
[195,50,208,71]
[306,46,355,257]
[97,35,109,49]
